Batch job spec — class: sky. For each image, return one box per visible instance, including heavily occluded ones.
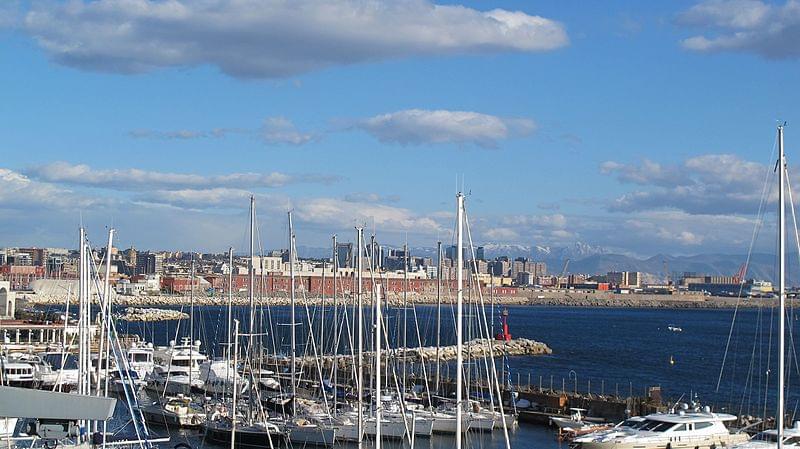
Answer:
[1,0,799,257]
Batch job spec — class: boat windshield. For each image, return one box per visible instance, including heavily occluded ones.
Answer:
[131,353,151,362]
[43,353,78,370]
[638,420,677,432]
[619,419,645,429]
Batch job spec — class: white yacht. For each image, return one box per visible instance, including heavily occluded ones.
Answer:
[732,422,800,448]
[571,408,748,449]
[141,394,205,428]
[36,352,79,390]
[150,338,206,394]
[199,358,247,395]
[125,341,154,380]
[286,417,337,447]
[0,356,36,388]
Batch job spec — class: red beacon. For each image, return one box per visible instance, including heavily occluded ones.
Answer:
[495,308,512,341]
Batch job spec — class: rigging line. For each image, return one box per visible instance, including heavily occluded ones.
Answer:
[781,168,800,384]
[463,206,512,449]
[717,133,779,392]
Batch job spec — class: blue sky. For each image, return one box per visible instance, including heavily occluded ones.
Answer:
[1,0,799,256]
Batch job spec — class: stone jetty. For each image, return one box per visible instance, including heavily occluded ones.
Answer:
[287,338,552,370]
[114,307,189,322]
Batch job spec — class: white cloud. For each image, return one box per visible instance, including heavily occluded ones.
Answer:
[294,197,443,234]
[484,227,520,241]
[135,188,261,210]
[262,117,313,145]
[0,168,103,210]
[22,0,568,78]
[620,210,756,249]
[343,192,401,203]
[355,109,536,147]
[678,0,800,58]
[600,154,771,214]
[25,162,339,191]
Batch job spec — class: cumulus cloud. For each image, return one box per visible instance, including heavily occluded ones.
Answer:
[619,210,757,249]
[25,162,339,191]
[471,213,573,244]
[343,192,401,203]
[678,0,800,58]
[21,0,568,78]
[135,188,263,210]
[355,109,536,147]
[262,117,313,145]
[484,227,520,241]
[600,154,771,214]
[0,168,103,210]
[295,197,444,234]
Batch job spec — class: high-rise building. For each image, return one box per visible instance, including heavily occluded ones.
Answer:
[336,242,353,268]
[476,246,486,261]
[524,261,547,277]
[136,252,164,275]
[445,245,457,261]
[607,271,641,288]
[17,248,47,266]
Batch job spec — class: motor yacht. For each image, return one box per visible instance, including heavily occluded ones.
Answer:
[570,407,748,449]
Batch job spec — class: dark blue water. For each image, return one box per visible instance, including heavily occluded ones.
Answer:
[45,303,800,448]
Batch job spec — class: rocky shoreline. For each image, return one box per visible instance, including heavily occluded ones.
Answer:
[21,291,780,310]
[114,307,189,322]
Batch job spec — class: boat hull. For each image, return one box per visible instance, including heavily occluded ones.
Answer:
[287,424,336,447]
[203,422,285,448]
[571,432,749,449]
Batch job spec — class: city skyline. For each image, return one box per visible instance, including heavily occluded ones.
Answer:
[2,0,799,256]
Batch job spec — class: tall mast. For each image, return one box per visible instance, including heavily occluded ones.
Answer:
[227,246,233,390]
[189,253,195,394]
[778,124,786,449]
[321,258,326,363]
[402,241,408,391]
[78,227,90,437]
[435,240,442,393]
[332,234,338,417]
[248,196,255,356]
[78,230,85,390]
[356,227,364,446]
[374,282,382,446]
[101,229,114,398]
[455,192,465,445]
[190,254,195,343]
[289,211,297,417]
[247,196,255,422]
[230,319,240,449]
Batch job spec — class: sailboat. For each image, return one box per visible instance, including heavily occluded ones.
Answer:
[282,211,337,447]
[730,126,799,449]
[202,196,286,448]
[1,227,161,449]
[574,127,794,449]
[144,258,208,429]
